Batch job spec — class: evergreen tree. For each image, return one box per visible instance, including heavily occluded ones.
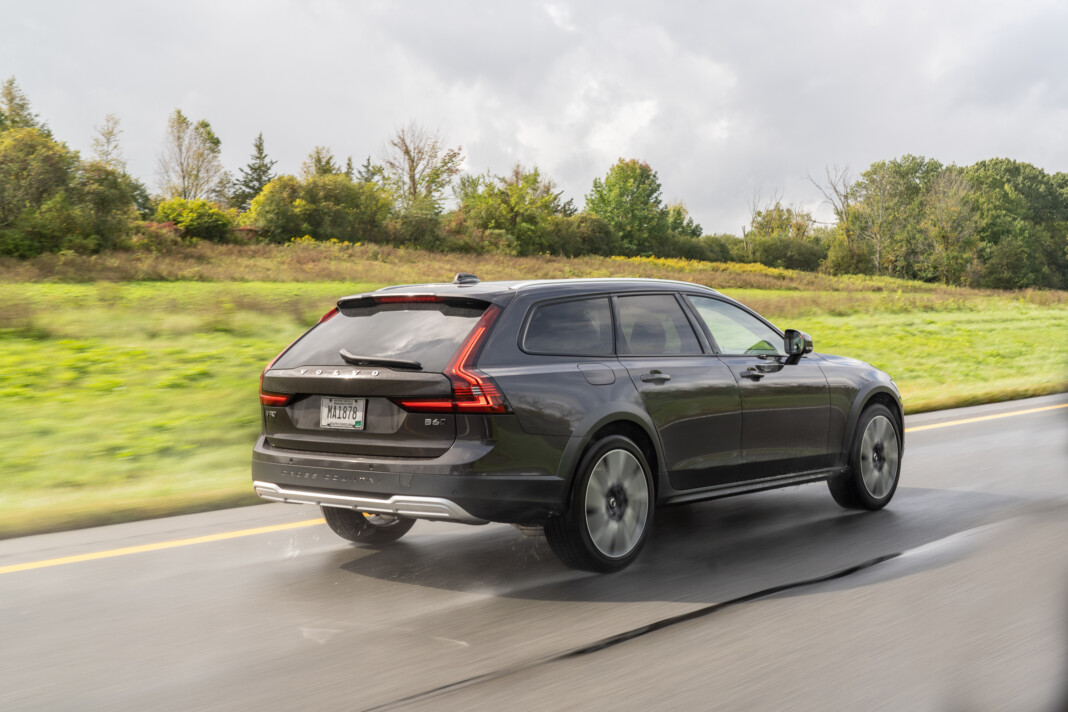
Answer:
[356,156,385,184]
[231,132,277,211]
[1,77,48,135]
[301,145,343,178]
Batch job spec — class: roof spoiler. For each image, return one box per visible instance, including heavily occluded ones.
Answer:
[337,293,491,313]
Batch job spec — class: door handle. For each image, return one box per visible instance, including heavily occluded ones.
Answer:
[640,372,671,383]
[741,368,765,381]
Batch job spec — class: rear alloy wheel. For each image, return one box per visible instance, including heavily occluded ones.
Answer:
[321,506,416,545]
[545,435,654,573]
[828,403,901,510]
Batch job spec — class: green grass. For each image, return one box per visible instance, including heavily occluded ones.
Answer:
[0,273,1065,539]
[0,282,369,537]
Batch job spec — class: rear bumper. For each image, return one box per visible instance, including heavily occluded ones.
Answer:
[251,436,568,524]
[253,481,488,523]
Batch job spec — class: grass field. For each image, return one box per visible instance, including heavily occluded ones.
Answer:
[1,245,1065,538]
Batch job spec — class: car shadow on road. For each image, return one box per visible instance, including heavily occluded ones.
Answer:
[334,485,1023,605]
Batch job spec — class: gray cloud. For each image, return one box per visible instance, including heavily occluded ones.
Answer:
[2,0,1065,234]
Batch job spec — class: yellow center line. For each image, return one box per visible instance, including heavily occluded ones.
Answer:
[0,518,326,575]
[904,403,1068,433]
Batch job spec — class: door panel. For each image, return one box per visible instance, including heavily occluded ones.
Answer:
[720,355,833,475]
[622,356,742,489]
[613,293,742,490]
[623,356,739,491]
[685,295,832,479]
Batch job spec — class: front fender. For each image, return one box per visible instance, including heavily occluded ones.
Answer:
[841,382,905,457]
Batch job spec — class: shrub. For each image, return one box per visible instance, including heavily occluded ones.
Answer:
[389,209,441,248]
[824,236,875,275]
[750,235,826,271]
[542,214,619,257]
[154,198,235,243]
[700,235,737,262]
[246,174,391,244]
[127,221,183,253]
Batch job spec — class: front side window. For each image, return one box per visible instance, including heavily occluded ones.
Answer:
[523,297,614,356]
[616,294,702,356]
[687,296,784,356]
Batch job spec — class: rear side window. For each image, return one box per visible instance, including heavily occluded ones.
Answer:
[523,297,614,356]
[275,302,487,372]
[617,294,702,355]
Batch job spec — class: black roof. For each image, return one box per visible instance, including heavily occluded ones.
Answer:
[369,277,721,301]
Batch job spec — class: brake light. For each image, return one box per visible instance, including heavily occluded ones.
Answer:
[391,306,509,414]
[259,354,293,406]
[318,307,339,323]
[374,295,442,304]
[259,389,292,407]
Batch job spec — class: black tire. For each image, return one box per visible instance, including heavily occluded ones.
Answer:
[544,435,654,573]
[828,403,902,510]
[321,506,416,545]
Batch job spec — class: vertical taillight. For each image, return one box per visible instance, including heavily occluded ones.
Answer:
[391,306,509,414]
[259,307,338,406]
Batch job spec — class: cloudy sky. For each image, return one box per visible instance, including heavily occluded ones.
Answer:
[3,0,1066,233]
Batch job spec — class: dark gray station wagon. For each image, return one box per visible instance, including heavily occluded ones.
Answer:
[253,276,903,572]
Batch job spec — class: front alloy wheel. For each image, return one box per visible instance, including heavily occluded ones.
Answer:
[859,413,900,499]
[829,403,902,510]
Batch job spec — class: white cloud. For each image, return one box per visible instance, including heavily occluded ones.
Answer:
[543,3,576,32]
[588,99,659,159]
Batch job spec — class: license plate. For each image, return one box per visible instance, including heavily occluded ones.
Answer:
[320,397,366,430]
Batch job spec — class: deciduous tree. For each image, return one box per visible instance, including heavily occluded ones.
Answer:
[90,113,126,171]
[966,158,1067,288]
[665,202,703,240]
[810,165,859,251]
[0,128,75,232]
[921,167,978,284]
[457,163,574,254]
[585,158,668,255]
[0,127,138,256]
[383,122,463,214]
[156,109,226,201]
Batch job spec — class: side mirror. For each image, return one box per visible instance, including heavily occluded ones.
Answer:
[784,329,813,364]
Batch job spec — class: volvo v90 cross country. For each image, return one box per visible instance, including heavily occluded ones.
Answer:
[253,275,903,572]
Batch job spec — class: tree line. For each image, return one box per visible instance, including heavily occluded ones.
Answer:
[1,77,1065,289]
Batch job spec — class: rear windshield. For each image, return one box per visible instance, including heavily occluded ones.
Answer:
[275,302,487,372]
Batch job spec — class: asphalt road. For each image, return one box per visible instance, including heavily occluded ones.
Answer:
[2,395,1066,711]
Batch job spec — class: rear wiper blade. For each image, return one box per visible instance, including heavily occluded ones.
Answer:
[339,349,422,370]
